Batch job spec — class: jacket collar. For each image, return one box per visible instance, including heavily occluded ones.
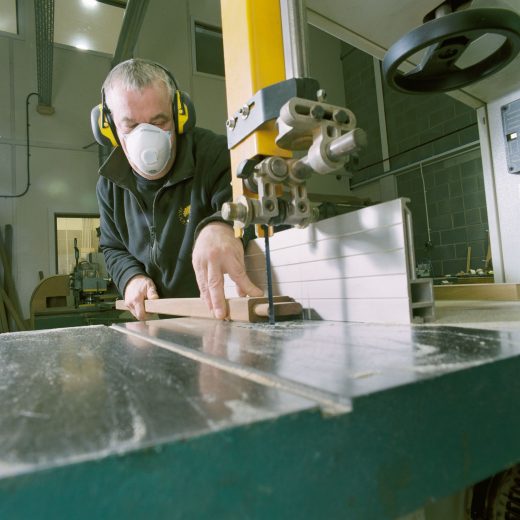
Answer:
[98,131,195,189]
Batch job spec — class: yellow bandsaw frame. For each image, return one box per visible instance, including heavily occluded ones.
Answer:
[221,0,292,237]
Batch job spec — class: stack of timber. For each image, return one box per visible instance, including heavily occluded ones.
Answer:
[0,225,26,332]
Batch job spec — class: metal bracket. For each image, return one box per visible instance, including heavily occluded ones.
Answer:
[226,77,320,149]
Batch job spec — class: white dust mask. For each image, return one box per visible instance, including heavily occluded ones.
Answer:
[123,123,172,176]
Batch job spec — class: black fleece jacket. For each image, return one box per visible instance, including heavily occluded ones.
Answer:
[96,127,231,298]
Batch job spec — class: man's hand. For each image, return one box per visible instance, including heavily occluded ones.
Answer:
[124,274,159,320]
[192,222,263,319]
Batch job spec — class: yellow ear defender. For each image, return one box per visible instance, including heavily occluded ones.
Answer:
[90,60,196,147]
[90,103,119,147]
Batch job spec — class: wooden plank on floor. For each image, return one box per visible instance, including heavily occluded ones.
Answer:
[434,283,520,301]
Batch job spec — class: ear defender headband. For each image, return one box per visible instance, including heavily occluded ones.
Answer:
[90,61,196,147]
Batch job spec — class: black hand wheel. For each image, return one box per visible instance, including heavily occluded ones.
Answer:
[383,8,520,93]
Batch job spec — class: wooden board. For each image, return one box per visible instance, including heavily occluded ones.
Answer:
[115,296,302,323]
[434,283,520,301]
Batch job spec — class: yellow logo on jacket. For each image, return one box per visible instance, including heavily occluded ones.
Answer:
[178,205,190,225]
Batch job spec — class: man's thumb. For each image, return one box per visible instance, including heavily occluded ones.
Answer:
[147,284,159,300]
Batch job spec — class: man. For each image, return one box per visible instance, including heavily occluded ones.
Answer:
[96,58,262,320]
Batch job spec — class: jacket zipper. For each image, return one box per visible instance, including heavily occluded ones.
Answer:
[149,187,167,270]
[128,190,162,271]
[149,225,160,269]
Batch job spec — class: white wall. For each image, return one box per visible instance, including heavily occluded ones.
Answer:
[1,0,110,319]
[189,0,228,135]
[2,0,233,319]
[135,0,228,135]
[1,0,355,320]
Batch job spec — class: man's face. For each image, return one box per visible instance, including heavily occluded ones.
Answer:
[109,80,176,180]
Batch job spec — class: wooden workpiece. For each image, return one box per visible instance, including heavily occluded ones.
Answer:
[116,296,302,323]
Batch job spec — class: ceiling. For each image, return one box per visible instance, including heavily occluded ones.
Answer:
[308,0,520,105]
[0,0,124,54]
[54,0,124,54]
[0,0,17,33]
[1,0,518,104]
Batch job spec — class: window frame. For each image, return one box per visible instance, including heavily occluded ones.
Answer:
[191,18,226,80]
[54,212,101,275]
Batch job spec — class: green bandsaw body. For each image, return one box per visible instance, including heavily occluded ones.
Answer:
[1,319,520,519]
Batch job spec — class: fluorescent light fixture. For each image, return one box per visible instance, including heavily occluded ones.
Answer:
[75,39,90,50]
[81,0,98,8]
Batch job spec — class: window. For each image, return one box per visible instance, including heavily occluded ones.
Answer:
[193,22,225,77]
[0,0,18,35]
[55,214,100,275]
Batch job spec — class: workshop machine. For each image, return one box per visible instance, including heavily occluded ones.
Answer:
[2,1,520,518]
[219,0,520,321]
[29,239,123,330]
[221,0,520,219]
[219,0,367,230]
[69,237,109,308]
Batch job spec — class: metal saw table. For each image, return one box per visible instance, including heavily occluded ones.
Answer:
[1,318,520,519]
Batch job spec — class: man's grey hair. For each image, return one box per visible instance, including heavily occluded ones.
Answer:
[103,58,175,108]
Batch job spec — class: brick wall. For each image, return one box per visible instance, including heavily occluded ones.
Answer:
[382,79,480,168]
[342,43,488,276]
[396,150,489,276]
